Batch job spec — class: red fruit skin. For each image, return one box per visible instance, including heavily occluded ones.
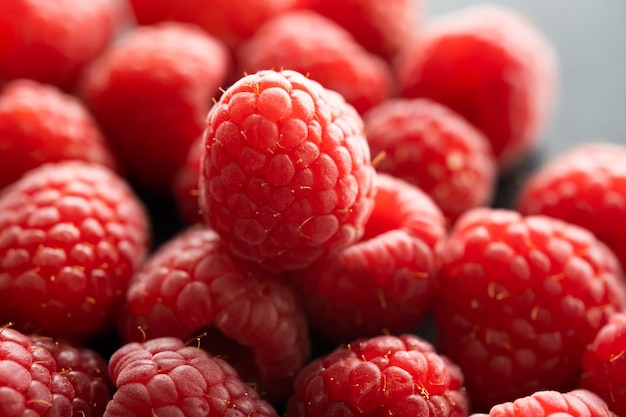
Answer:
[119,226,311,401]
[78,22,231,194]
[395,5,558,170]
[0,0,127,92]
[434,208,626,411]
[199,69,377,272]
[0,79,118,191]
[305,0,422,60]
[290,173,446,344]
[173,136,204,226]
[470,389,617,417]
[237,10,395,114]
[0,161,151,342]
[128,0,304,50]
[30,335,113,417]
[580,311,626,416]
[286,334,470,417]
[104,337,279,417]
[362,98,497,223]
[516,142,626,274]
[0,327,64,417]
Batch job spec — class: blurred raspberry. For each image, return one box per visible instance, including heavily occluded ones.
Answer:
[173,136,204,226]
[199,69,377,272]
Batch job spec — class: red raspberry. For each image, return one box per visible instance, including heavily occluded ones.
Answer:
[304,0,422,60]
[104,337,279,417]
[237,10,395,114]
[0,79,118,191]
[395,4,558,169]
[580,311,626,415]
[286,334,470,417]
[290,173,446,344]
[78,22,231,194]
[173,136,204,226]
[0,161,151,342]
[128,0,304,50]
[118,226,311,401]
[362,98,497,223]
[470,389,617,417]
[30,335,113,417]
[434,208,626,410]
[516,142,626,273]
[199,69,377,272]
[0,0,128,92]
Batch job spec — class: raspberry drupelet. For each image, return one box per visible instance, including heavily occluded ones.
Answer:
[199,69,377,272]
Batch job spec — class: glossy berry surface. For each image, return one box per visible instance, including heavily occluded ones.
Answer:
[199,69,377,272]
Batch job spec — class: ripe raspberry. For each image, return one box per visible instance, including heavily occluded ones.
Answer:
[580,311,626,416]
[78,22,231,194]
[516,142,626,273]
[395,4,558,169]
[470,389,617,417]
[118,226,311,401]
[199,69,377,272]
[362,98,497,223]
[128,0,304,50]
[237,10,395,114]
[434,208,626,410]
[304,0,422,60]
[286,334,470,417]
[0,0,128,91]
[30,335,113,417]
[173,136,204,226]
[0,79,118,191]
[0,161,151,342]
[104,337,279,417]
[290,173,446,344]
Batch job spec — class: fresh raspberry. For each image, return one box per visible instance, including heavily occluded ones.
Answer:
[290,173,446,345]
[286,334,470,417]
[118,226,311,401]
[516,142,626,273]
[0,79,118,191]
[173,136,204,226]
[78,22,231,194]
[0,0,128,92]
[362,98,497,223]
[0,161,151,342]
[395,4,558,169]
[199,69,377,272]
[104,336,279,417]
[304,0,422,60]
[470,389,617,417]
[236,10,395,114]
[30,335,113,417]
[434,208,626,410]
[128,0,304,51]
[580,311,626,416]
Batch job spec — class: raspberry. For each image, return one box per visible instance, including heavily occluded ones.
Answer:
[516,142,626,273]
[128,0,304,50]
[0,161,151,342]
[104,337,279,417]
[286,334,470,417]
[199,69,377,272]
[173,136,204,226]
[30,335,113,417]
[0,0,127,91]
[290,173,446,344]
[434,208,626,410]
[78,22,231,194]
[118,226,311,401]
[395,4,558,169]
[362,98,497,223]
[304,0,421,60]
[470,389,617,417]
[0,79,118,191]
[580,311,626,415]
[237,10,395,114]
